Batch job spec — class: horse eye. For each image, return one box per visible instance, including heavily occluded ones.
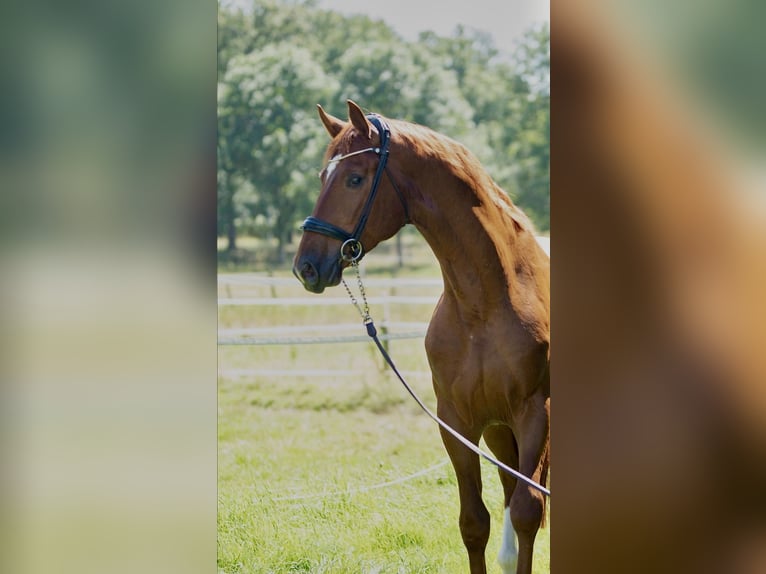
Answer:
[347,174,364,188]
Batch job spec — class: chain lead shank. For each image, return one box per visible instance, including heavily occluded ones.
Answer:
[341,260,371,324]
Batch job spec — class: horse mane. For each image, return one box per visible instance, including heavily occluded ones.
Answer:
[389,120,497,192]
[388,118,538,234]
[325,115,539,238]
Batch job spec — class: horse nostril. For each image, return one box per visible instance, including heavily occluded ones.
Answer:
[299,260,318,286]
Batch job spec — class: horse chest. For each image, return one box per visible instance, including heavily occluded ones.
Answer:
[425,300,540,423]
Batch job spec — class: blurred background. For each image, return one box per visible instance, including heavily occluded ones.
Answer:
[1,1,217,573]
[552,1,766,572]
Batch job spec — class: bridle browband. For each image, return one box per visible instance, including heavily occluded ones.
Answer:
[300,114,409,262]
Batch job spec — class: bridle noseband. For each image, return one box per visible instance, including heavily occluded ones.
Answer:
[300,114,408,263]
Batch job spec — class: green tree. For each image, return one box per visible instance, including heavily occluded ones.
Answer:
[416,23,549,231]
[408,45,475,137]
[333,41,474,138]
[505,23,550,231]
[218,43,337,260]
[334,41,422,120]
[217,0,551,251]
[217,3,252,81]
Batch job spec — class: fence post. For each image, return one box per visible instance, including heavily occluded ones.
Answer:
[381,287,391,355]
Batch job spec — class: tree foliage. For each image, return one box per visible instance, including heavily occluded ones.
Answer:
[217,0,550,259]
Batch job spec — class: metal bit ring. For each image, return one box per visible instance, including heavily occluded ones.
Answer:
[340,238,363,262]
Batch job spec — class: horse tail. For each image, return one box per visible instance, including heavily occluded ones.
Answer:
[539,439,550,529]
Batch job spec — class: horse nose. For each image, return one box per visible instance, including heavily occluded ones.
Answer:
[294,259,318,288]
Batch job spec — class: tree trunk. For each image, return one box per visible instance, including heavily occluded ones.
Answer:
[276,234,286,264]
[225,195,237,252]
[226,217,237,252]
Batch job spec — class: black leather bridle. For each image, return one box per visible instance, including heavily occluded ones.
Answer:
[300,114,408,262]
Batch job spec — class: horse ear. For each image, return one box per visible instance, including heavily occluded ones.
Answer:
[347,100,372,139]
[317,104,345,138]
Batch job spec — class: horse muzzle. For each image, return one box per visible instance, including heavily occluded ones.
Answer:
[292,254,342,293]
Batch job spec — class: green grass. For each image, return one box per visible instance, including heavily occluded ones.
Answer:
[218,235,549,573]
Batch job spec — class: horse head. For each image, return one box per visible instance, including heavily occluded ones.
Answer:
[293,100,409,293]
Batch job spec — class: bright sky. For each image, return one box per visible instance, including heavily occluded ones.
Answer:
[317,0,549,55]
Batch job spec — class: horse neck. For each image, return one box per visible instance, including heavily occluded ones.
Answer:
[398,149,543,312]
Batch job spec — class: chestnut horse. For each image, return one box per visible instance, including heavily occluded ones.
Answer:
[293,100,550,574]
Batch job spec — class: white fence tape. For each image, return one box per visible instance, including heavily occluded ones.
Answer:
[218,235,548,345]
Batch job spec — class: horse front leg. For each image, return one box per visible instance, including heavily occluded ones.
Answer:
[438,404,489,574]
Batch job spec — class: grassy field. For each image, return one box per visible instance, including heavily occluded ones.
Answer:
[218,234,550,573]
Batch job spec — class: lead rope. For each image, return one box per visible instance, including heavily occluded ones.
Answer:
[341,261,551,498]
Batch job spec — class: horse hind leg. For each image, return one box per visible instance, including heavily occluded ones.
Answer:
[510,394,550,574]
[483,425,520,574]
